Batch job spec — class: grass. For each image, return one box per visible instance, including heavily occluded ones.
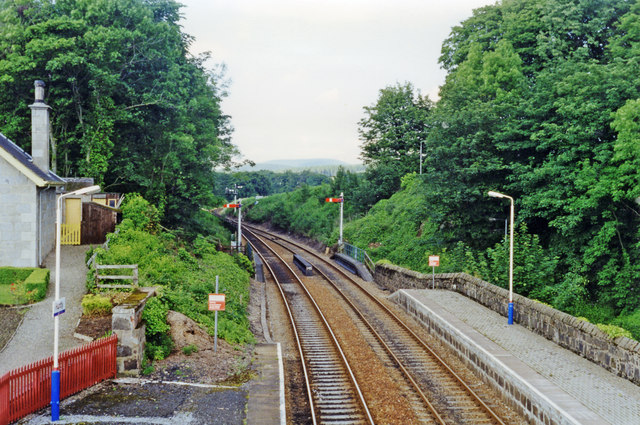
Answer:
[0,282,27,305]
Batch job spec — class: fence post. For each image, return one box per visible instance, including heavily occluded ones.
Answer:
[0,373,8,425]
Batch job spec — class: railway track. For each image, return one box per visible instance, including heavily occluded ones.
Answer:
[243,223,523,425]
[246,230,374,425]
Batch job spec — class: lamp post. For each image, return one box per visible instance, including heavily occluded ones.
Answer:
[488,190,515,325]
[52,184,100,421]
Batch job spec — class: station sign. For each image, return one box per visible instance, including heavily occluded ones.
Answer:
[52,297,66,317]
[325,198,343,203]
[208,293,226,311]
[223,203,240,208]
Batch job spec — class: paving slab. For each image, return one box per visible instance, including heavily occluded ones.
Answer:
[397,289,640,425]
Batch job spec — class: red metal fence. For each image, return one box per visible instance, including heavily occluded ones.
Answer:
[0,335,117,425]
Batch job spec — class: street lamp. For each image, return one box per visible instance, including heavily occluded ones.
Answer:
[52,184,100,421]
[488,190,515,325]
[419,141,427,175]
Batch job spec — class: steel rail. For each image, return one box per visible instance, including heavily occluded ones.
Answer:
[244,223,507,425]
[245,228,375,425]
[246,234,317,425]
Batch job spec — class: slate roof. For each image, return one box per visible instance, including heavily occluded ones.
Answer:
[0,132,64,185]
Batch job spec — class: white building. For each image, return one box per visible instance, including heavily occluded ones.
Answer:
[0,81,64,267]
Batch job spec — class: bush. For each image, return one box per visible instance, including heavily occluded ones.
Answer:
[613,311,640,341]
[595,323,633,340]
[81,294,113,316]
[182,344,198,356]
[0,267,34,284]
[23,268,49,302]
[142,297,172,361]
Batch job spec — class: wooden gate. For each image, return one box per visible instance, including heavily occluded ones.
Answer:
[81,203,117,245]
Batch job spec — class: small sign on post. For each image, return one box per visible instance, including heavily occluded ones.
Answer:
[428,255,440,289]
[209,276,225,352]
[52,297,66,317]
[208,293,226,311]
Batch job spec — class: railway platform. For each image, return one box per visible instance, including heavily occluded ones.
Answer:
[392,289,640,425]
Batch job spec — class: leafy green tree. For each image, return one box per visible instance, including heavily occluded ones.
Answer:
[0,0,237,229]
[358,82,432,202]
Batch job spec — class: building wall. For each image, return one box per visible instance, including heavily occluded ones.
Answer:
[0,156,38,267]
[38,187,57,265]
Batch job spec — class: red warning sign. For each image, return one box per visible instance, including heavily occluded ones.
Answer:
[428,255,440,267]
[208,294,226,311]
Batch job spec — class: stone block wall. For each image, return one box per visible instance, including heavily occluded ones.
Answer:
[37,187,57,266]
[0,158,38,267]
[112,288,156,376]
[375,263,640,386]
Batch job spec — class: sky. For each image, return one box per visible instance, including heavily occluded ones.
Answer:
[179,0,496,164]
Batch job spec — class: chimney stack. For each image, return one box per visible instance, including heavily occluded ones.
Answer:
[29,80,50,172]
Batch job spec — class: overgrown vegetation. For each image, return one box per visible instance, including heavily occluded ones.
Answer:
[81,294,113,316]
[92,195,253,362]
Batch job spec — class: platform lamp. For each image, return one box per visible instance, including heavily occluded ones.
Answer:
[488,190,515,325]
[52,184,100,421]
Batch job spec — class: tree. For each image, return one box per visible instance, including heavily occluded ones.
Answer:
[358,82,432,202]
[0,0,238,229]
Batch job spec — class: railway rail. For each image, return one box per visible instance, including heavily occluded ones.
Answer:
[246,229,374,424]
[243,222,524,425]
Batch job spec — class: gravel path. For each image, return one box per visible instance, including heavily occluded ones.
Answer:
[0,245,90,375]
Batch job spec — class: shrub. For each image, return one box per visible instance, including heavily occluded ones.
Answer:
[182,344,198,356]
[595,323,633,340]
[142,297,172,361]
[82,294,113,316]
[613,311,640,341]
[0,267,34,284]
[233,253,254,276]
[24,268,49,302]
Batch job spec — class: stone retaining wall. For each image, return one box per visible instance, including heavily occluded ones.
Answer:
[112,287,157,376]
[375,263,640,386]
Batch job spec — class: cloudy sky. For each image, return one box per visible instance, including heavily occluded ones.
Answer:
[179,0,495,164]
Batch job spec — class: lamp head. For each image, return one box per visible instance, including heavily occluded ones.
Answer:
[488,190,506,198]
[71,185,101,196]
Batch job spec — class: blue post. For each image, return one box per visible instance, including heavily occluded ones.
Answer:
[51,369,60,421]
[508,302,514,325]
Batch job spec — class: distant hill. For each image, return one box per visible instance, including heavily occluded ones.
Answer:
[239,159,365,175]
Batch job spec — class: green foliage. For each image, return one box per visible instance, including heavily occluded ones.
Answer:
[182,344,198,356]
[0,268,35,284]
[0,267,48,304]
[0,0,238,230]
[214,170,331,200]
[358,82,433,205]
[120,194,161,232]
[95,216,253,345]
[23,268,49,302]
[233,253,254,276]
[245,184,340,244]
[81,294,113,316]
[143,297,172,361]
[613,311,640,341]
[595,323,633,340]
[143,297,171,336]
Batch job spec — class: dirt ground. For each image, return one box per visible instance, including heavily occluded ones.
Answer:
[0,307,26,353]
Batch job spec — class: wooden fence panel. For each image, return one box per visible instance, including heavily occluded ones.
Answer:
[0,335,117,425]
[81,203,117,245]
